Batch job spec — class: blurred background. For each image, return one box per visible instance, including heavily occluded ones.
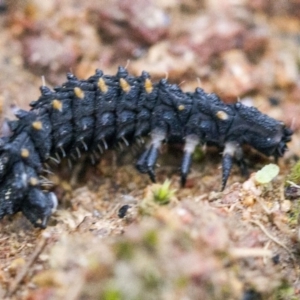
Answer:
[1,0,299,112]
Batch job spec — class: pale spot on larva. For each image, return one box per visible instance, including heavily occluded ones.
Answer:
[98,78,108,93]
[21,148,30,158]
[145,78,153,94]
[120,78,131,93]
[32,121,43,130]
[216,110,229,120]
[52,99,63,111]
[74,87,84,99]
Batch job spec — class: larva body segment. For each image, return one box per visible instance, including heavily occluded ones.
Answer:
[0,66,293,227]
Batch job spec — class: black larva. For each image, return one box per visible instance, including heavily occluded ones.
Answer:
[0,66,293,228]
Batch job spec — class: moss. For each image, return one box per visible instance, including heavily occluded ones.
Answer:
[114,241,134,260]
[152,180,175,205]
[142,271,162,290]
[175,276,189,288]
[287,201,300,226]
[274,281,297,300]
[143,229,159,249]
[286,160,300,186]
[139,180,176,215]
[103,288,122,300]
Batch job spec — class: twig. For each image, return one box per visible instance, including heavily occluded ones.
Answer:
[6,232,50,297]
[263,241,271,265]
[256,197,271,215]
[229,247,272,258]
[249,219,294,260]
[0,237,9,243]
[286,181,300,189]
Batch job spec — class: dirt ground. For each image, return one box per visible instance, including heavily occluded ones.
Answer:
[0,0,300,299]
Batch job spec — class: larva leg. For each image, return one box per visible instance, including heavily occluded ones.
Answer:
[136,130,165,182]
[180,135,200,187]
[145,145,159,182]
[221,142,247,191]
[235,145,248,177]
[136,147,151,174]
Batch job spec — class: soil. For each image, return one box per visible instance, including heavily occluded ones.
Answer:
[0,1,300,299]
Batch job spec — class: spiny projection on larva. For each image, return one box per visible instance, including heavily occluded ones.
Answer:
[0,66,293,227]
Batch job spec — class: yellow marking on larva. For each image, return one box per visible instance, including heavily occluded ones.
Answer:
[52,99,63,111]
[21,148,30,158]
[98,78,108,93]
[29,177,39,186]
[32,121,43,130]
[178,105,185,111]
[144,78,153,93]
[120,78,131,93]
[216,111,229,120]
[74,87,84,99]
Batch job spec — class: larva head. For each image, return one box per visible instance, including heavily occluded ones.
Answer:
[233,103,293,157]
[22,189,57,228]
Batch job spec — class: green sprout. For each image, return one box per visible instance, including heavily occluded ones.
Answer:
[139,180,176,215]
[152,180,176,205]
[255,164,279,184]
